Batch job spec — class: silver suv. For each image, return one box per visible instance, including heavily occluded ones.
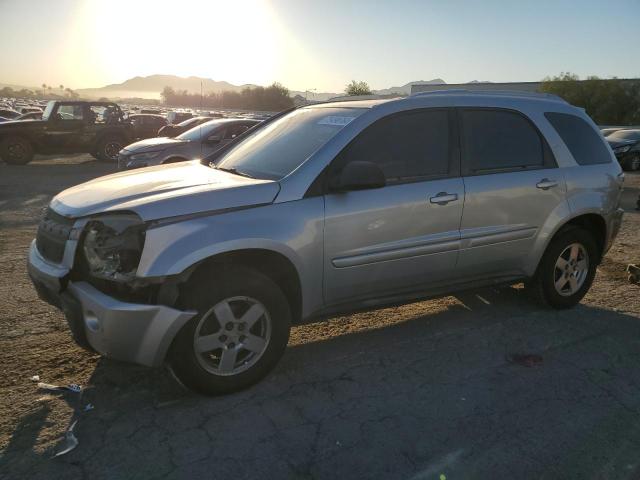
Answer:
[28,91,624,394]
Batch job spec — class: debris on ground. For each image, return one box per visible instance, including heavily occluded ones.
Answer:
[83,403,94,412]
[52,421,78,458]
[30,375,40,382]
[507,353,543,367]
[627,264,640,284]
[37,382,82,393]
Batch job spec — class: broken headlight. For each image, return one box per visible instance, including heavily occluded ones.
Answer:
[82,214,145,282]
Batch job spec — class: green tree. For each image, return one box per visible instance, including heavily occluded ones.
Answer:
[345,80,373,96]
[161,86,176,105]
[540,72,640,125]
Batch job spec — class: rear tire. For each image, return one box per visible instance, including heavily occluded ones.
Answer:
[168,266,291,395]
[1,136,34,165]
[95,136,125,162]
[526,227,598,309]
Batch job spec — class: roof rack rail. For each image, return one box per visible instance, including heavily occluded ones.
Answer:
[410,89,567,103]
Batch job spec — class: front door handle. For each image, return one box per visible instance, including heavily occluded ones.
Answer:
[429,192,458,205]
[536,179,558,190]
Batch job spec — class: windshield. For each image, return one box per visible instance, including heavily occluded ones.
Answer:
[215,107,366,180]
[609,130,640,141]
[176,120,223,141]
[42,101,55,121]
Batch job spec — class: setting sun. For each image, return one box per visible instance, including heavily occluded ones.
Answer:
[69,0,282,92]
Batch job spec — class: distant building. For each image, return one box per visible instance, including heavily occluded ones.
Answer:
[411,81,541,95]
[410,79,640,95]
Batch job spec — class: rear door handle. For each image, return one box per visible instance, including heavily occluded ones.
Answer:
[536,179,557,190]
[429,192,458,205]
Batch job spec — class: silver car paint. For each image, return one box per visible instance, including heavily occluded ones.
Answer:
[50,161,279,220]
[27,91,624,367]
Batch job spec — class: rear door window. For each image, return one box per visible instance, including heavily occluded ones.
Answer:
[461,109,546,174]
[545,112,612,165]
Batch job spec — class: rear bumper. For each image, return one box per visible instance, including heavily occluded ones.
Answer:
[27,240,195,367]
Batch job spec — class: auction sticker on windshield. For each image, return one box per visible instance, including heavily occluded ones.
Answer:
[317,116,357,126]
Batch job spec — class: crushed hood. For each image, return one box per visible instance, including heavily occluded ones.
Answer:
[50,161,280,221]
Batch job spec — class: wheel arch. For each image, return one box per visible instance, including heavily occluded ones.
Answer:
[178,248,303,323]
[533,211,608,275]
[94,129,129,148]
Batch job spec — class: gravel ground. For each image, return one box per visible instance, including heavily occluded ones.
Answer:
[1,155,640,479]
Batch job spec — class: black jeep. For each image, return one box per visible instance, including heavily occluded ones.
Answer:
[0,101,134,164]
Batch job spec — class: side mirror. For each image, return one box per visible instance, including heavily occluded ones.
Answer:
[329,161,386,192]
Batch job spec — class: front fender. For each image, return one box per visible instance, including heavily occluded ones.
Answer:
[136,198,325,318]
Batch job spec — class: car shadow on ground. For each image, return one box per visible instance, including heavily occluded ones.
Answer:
[3,285,640,479]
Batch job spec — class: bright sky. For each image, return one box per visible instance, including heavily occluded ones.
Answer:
[0,0,638,92]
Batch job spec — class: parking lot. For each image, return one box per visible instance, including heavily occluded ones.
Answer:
[2,155,640,479]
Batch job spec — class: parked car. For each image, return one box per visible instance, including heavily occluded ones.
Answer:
[0,108,21,120]
[20,106,43,114]
[157,116,214,137]
[27,92,623,395]
[16,111,42,121]
[606,129,640,171]
[129,114,168,140]
[0,100,134,164]
[117,118,259,170]
[167,111,193,125]
[601,127,624,137]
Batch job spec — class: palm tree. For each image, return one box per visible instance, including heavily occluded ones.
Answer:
[41,83,46,96]
[59,84,64,94]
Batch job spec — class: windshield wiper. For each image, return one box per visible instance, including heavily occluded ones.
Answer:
[216,166,254,178]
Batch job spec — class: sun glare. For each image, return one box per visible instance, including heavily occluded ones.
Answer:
[81,0,279,91]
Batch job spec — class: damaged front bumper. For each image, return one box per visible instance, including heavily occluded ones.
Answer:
[27,240,195,367]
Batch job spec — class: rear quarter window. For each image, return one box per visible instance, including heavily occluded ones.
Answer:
[545,112,612,165]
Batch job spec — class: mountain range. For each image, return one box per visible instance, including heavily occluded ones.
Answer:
[72,75,450,101]
[2,75,481,101]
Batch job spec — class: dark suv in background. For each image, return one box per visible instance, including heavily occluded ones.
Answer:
[0,100,134,164]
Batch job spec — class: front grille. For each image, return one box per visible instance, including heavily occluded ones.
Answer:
[36,207,75,263]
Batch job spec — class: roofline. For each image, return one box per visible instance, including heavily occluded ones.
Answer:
[410,89,568,104]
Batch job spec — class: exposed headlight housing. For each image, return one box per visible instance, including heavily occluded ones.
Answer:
[613,145,632,154]
[82,214,145,282]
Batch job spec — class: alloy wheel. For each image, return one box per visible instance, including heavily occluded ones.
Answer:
[193,296,272,376]
[104,141,122,160]
[553,243,589,296]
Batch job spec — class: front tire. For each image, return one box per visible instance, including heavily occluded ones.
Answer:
[95,136,125,162]
[526,227,599,309]
[168,266,291,395]
[1,136,34,165]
